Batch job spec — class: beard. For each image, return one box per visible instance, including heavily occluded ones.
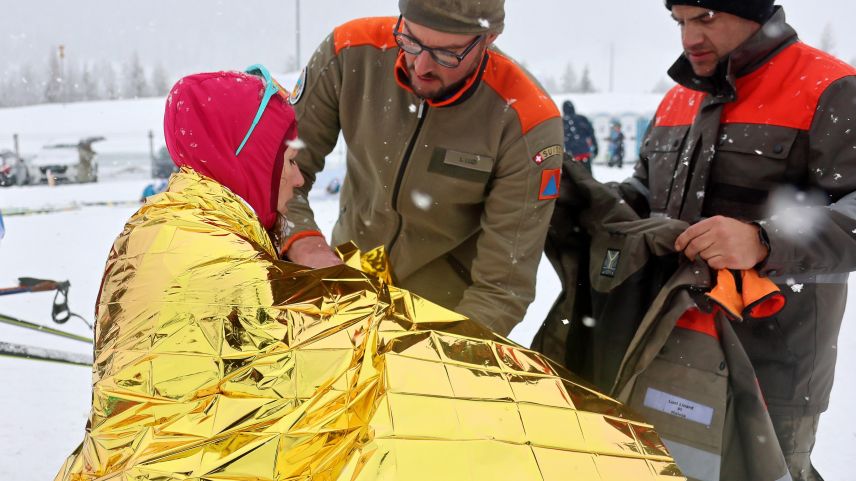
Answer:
[405,53,484,101]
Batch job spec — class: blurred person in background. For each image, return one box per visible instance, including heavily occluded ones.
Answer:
[562,100,598,172]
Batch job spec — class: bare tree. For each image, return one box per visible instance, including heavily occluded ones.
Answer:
[44,47,62,103]
[19,64,44,106]
[81,62,99,101]
[0,70,15,107]
[96,61,120,100]
[150,62,171,96]
[65,61,83,102]
[124,51,149,99]
[561,62,578,93]
[819,23,836,55]
[578,65,596,93]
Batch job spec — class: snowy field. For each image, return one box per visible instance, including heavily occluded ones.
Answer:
[0,97,853,480]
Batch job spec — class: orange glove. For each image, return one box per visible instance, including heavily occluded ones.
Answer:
[705,269,786,322]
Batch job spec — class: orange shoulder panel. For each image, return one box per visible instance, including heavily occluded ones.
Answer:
[654,85,704,127]
[722,42,856,130]
[334,17,397,55]
[482,51,560,135]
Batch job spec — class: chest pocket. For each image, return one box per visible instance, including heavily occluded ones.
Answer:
[706,124,801,219]
[425,147,494,206]
[640,126,690,212]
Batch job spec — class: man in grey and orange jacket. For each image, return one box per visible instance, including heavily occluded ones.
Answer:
[619,2,856,479]
[282,0,563,336]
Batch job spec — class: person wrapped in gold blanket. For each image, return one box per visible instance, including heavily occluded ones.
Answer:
[55,67,684,481]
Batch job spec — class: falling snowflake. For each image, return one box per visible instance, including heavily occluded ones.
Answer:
[791,284,804,293]
[478,18,490,28]
[561,318,570,326]
[408,104,417,113]
[411,191,433,210]
[287,138,306,150]
[582,317,597,328]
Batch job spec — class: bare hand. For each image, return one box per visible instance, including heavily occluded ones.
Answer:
[285,236,344,268]
[674,216,769,270]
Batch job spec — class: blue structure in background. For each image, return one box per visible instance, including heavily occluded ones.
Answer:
[0,210,5,241]
[588,113,654,164]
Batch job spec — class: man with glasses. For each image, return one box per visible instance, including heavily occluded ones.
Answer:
[282,0,563,336]
[615,1,856,479]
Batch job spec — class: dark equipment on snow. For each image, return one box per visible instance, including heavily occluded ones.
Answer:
[0,277,92,329]
[0,277,94,367]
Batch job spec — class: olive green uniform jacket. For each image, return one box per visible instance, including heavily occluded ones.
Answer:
[285,17,563,335]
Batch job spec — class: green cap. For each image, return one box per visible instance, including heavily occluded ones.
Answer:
[399,0,505,34]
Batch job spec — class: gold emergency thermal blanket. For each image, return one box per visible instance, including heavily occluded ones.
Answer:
[55,168,684,480]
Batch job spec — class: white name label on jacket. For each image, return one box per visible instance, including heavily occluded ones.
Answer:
[643,388,715,426]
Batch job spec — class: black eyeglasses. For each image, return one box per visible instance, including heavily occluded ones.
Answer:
[393,16,484,69]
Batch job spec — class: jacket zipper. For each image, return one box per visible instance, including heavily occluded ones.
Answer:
[389,100,428,253]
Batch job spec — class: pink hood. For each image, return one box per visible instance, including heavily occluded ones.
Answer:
[163,71,297,229]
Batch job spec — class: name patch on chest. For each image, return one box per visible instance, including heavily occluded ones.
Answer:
[443,150,494,173]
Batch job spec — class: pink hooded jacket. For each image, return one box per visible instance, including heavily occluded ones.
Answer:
[163,71,297,229]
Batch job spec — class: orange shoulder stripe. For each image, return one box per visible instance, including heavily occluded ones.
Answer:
[722,42,856,130]
[482,51,560,135]
[654,85,704,127]
[334,17,398,55]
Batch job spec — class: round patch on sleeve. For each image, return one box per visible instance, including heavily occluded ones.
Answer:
[289,67,307,105]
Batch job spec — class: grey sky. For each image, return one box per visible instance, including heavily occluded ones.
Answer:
[3,1,854,94]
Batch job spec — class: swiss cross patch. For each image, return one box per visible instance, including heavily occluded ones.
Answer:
[539,168,561,200]
[533,145,562,165]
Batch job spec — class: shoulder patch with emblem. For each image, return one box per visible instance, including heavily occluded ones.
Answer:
[289,67,307,105]
[533,145,562,165]
[539,168,561,200]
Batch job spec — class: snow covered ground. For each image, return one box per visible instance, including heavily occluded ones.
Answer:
[0,98,853,480]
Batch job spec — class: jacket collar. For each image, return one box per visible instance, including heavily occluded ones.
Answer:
[668,6,799,98]
[394,49,490,108]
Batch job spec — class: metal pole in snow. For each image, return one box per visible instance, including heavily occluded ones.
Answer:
[609,43,614,93]
[0,341,92,367]
[59,44,66,104]
[296,0,301,69]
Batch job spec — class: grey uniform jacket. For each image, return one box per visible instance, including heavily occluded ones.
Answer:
[535,159,790,481]
[620,6,856,417]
